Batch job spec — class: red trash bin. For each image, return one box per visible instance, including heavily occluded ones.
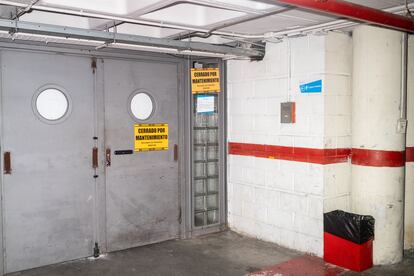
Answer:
[323,210,375,272]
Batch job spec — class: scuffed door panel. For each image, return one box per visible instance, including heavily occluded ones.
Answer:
[104,59,180,251]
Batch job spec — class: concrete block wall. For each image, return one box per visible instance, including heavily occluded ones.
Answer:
[323,33,352,213]
[227,32,352,256]
[227,155,324,255]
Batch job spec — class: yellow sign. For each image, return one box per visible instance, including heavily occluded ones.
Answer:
[191,68,221,93]
[134,124,169,152]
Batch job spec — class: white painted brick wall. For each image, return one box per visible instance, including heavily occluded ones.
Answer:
[227,32,353,257]
[324,163,351,212]
[324,32,352,150]
[322,33,352,214]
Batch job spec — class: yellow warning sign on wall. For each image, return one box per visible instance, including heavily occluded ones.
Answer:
[134,124,168,152]
[191,68,221,93]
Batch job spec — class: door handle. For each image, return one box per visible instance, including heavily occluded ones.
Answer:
[92,147,98,169]
[4,151,11,174]
[106,148,111,167]
[174,144,178,161]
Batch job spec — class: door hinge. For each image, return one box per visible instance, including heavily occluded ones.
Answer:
[174,144,178,161]
[93,242,100,258]
[91,57,97,74]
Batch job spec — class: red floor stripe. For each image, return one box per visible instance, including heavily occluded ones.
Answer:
[248,255,345,276]
[228,142,350,165]
[229,142,414,166]
[352,148,405,167]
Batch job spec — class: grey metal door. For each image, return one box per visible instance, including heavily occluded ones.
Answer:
[1,51,96,273]
[104,59,180,251]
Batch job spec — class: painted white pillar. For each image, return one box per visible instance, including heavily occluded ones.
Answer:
[405,35,414,250]
[352,26,405,265]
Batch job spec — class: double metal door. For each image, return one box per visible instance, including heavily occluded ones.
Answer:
[0,51,181,273]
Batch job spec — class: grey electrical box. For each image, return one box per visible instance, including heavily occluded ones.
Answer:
[281,102,296,124]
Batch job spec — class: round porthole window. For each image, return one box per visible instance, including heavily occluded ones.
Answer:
[35,88,69,121]
[130,92,154,121]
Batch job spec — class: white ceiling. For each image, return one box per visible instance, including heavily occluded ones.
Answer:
[141,3,247,27]
[0,0,413,44]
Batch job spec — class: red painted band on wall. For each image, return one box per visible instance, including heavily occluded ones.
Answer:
[406,147,414,163]
[228,142,350,165]
[351,148,405,167]
[229,143,414,166]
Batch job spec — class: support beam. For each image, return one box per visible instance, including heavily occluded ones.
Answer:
[276,0,414,33]
[0,19,264,58]
[352,25,405,265]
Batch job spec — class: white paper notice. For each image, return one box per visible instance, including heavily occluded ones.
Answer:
[196,95,215,114]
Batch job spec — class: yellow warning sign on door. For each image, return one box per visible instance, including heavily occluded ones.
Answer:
[191,68,221,93]
[134,124,168,152]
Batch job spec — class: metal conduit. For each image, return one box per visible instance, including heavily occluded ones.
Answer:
[0,0,273,39]
[169,7,293,40]
[0,0,413,40]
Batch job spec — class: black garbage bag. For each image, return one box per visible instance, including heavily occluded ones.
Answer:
[324,210,375,244]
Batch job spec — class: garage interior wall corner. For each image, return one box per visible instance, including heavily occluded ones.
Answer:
[226,24,414,260]
[226,32,352,256]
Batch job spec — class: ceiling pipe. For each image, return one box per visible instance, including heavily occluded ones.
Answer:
[11,0,39,20]
[0,18,264,57]
[276,0,414,34]
[169,7,293,40]
[92,0,272,32]
[191,0,278,14]
[150,0,259,15]
[0,0,271,39]
[95,0,268,33]
[400,33,409,122]
[0,0,205,32]
[0,0,412,40]
[0,31,238,58]
[261,4,414,39]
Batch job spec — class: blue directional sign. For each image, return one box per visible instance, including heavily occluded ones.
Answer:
[300,79,322,93]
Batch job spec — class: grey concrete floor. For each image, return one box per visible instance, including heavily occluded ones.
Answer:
[7,231,414,276]
[8,231,300,276]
